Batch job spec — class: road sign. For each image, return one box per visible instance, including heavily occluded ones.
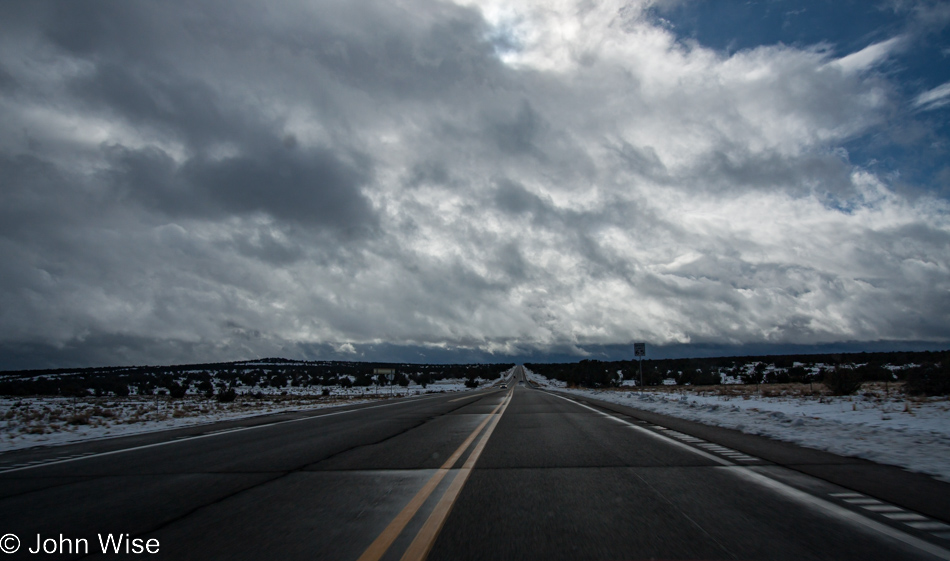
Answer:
[634,343,646,387]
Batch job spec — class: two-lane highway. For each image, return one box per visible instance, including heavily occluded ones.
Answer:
[1,366,948,560]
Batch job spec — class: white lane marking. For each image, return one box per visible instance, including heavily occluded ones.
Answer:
[0,393,457,475]
[885,513,930,521]
[863,505,906,513]
[203,427,248,435]
[830,493,950,539]
[909,522,950,531]
[673,436,758,461]
[558,396,763,464]
[616,423,759,461]
[546,393,733,466]
[725,467,950,560]
[547,391,950,560]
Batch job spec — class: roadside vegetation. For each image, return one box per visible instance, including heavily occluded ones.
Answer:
[0,361,515,450]
[0,359,513,399]
[526,350,950,396]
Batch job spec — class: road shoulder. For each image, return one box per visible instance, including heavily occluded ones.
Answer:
[546,388,950,524]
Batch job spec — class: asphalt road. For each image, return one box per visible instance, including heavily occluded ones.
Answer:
[1,366,949,560]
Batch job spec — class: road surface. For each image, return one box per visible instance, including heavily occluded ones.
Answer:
[1,366,948,560]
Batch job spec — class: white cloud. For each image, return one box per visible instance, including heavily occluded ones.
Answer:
[914,81,950,110]
[829,36,905,74]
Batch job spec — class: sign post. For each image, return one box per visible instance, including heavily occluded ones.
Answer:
[634,343,646,387]
[374,368,397,397]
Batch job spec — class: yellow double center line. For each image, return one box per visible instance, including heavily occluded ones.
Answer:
[357,390,513,561]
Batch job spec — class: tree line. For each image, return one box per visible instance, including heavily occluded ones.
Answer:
[0,359,514,398]
[526,350,950,395]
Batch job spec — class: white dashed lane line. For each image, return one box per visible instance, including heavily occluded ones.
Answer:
[648,425,762,463]
[0,450,99,470]
[829,492,950,540]
[551,393,950,559]
[641,419,950,542]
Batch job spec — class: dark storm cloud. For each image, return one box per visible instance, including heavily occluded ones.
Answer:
[0,64,17,93]
[69,62,239,148]
[406,161,455,189]
[230,228,305,266]
[494,178,546,215]
[490,100,545,156]
[106,145,377,232]
[1,1,384,231]
[611,141,669,182]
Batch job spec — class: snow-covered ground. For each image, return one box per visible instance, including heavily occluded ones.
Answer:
[0,395,379,451]
[0,378,483,452]
[527,371,950,482]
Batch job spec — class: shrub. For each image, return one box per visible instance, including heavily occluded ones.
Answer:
[904,363,950,396]
[824,367,862,396]
[168,383,187,399]
[787,366,808,383]
[693,369,721,386]
[741,363,766,385]
[853,363,891,382]
[765,369,790,384]
[67,412,91,425]
[215,388,237,403]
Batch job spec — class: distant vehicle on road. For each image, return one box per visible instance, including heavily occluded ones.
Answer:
[499,384,507,389]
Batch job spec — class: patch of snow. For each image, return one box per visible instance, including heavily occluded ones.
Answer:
[0,377,483,452]
[522,368,566,389]
[0,395,373,451]
[539,382,950,482]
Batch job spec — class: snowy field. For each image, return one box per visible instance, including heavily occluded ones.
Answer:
[0,378,478,452]
[528,373,950,482]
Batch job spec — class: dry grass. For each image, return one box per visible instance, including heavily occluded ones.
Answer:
[606,381,924,401]
[1,393,385,442]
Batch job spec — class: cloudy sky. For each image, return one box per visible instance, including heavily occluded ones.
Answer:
[1,0,948,369]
